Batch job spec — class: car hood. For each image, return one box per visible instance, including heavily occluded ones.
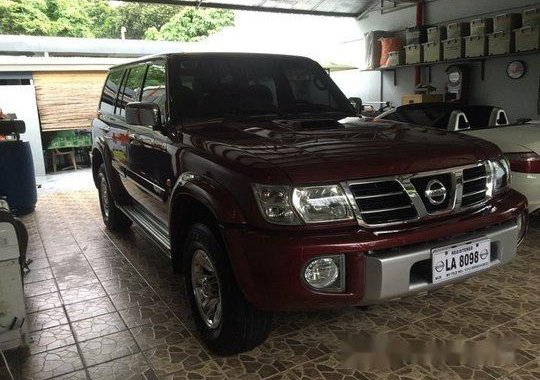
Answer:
[183,117,501,183]
[464,124,540,155]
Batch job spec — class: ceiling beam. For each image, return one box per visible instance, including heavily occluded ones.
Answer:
[119,0,358,17]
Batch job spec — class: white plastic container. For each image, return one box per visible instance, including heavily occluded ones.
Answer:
[0,201,27,350]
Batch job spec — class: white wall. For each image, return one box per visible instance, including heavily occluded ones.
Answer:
[332,0,540,120]
[0,84,46,176]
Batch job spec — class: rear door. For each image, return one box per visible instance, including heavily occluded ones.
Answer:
[123,60,173,223]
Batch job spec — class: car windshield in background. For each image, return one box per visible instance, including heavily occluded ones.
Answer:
[384,108,447,128]
[172,56,354,122]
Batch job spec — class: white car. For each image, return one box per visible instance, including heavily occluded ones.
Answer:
[375,104,540,214]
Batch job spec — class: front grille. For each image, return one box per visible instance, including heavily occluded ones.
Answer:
[410,174,453,213]
[462,164,488,207]
[349,180,417,225]
[347,162,491,227]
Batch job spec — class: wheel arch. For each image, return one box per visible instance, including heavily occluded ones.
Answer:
[168,175,246,274]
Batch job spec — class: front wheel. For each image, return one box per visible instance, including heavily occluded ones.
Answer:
[97,164,131,231]
[184,223,272,355]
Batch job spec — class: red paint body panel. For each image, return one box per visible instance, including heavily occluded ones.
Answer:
[223,190,526,311]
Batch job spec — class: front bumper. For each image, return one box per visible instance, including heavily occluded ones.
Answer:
[360,220,518,305]
[223,190,527,312]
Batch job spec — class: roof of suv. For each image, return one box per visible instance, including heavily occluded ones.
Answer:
[109,52,313,70]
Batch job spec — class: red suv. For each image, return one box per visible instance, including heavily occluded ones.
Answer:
[91,53,528,354]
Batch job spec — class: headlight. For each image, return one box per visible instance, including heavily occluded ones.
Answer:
[252,184,300,225]
[292,185,353,223]
[252,184,354,225]
[489,158,510,194]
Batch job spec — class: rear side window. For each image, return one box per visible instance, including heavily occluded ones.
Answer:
[117,65,147,116]
[100,69,124,115]
[141,61,167,123]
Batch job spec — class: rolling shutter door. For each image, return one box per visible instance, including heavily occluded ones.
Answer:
[33,71,107,131]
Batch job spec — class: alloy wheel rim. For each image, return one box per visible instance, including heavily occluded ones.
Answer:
[191,249,222,329]
[100,175,110,219]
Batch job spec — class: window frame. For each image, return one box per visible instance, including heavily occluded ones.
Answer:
[116,63,149,117]
[140,59,168,126]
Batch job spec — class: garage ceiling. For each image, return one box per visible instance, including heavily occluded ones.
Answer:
[122,0,386,17]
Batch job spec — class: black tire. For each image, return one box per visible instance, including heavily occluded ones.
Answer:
[97,164,131,231]
[184,223,272,355]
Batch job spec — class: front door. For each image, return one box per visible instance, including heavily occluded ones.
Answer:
[122,61,173,223]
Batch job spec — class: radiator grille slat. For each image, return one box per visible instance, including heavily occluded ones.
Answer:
[462,164,488,207]
[349,181,417,225]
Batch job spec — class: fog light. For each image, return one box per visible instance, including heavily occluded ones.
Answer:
[303,255,344,292]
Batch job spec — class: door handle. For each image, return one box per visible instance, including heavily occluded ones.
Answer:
[128,133,139,141]
[99,125,110,133]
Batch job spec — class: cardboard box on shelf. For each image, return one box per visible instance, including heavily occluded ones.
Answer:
[405,44,423,64]
[422,41,443,62]
[493,13,521,32]
[465,35,488,57]
[488,31,515,55]
[402,94,444,105]
[515,26,540,52]
[470,18,493,36]
[443,38,465,60]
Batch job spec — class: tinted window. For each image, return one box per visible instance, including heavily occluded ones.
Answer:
[117,65,147,116]
[141,61,166,122]
[173,57,353,122]
[100,69,123,115]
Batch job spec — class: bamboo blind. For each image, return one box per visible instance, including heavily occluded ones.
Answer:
[33,71,107,131]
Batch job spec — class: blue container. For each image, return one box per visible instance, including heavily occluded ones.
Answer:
[0,141,37,215]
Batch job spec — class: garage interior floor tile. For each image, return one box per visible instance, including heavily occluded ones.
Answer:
[1,170,538,379]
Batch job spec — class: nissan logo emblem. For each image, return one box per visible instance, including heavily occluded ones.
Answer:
[425,179,447,206]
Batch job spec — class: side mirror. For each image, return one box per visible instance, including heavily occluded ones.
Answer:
[126,102,163,131]
[349,97,363,116]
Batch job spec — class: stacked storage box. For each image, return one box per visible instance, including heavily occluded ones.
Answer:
[489,13,521,55]
[405,26,426,64]
[443,22,468,60]
[386,50,404,67]
[422,26,445,62]
[515,8,539,52]
[465,18,493,57]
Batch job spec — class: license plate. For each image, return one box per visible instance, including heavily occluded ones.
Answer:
[432,238,491,284]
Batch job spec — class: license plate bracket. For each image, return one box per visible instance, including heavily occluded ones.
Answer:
[431,238,491,284]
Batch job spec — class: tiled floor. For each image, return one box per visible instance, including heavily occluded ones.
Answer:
[1,169,539,380]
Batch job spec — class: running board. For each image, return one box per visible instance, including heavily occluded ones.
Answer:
[117,202,171,256]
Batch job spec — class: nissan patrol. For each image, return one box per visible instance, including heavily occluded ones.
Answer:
[91,53,528,355]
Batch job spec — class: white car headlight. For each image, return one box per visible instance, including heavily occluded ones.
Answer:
[489,158,510,194]
[253,184,354,225]
[292,185,353,223]
[252,184,301,225]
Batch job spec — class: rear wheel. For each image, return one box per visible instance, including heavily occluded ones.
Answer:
[97,164,131,231]
[184,223,272,355]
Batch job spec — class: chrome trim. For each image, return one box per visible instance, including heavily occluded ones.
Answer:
[355,191,403,199]
[361,205,412,214]
[463,189,486,197]
[463,175,487,183]
[343,162,491,228]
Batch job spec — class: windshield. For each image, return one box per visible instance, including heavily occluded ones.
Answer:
[171,55,354,122]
